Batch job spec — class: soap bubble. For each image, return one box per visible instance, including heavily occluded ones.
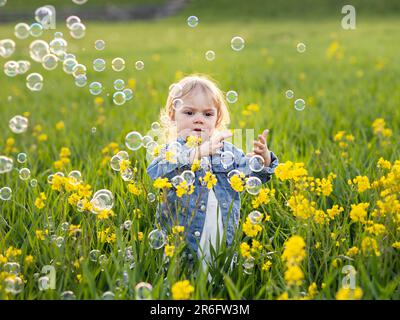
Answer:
[181,170,195,185]
[294,98,305,111]
[66,16,81,29]
[38,276,50,291]
[47,174,54,184]
[113,91,126,106]
[29,40,49,63]
[142,136,153,148]
[19,168,31,180]
[90,189,114,213]
[169,83,182,98]
[72,63,86,77]
[35,6,53,28]
[297,42,306,53]
[30,179,38,188]
[5,276,24,294]
[14,23,30,39]
[0,187,12,201]
[89,82,103,95]
[125,131,143,151]
[102,291,115,300]
[42,53,58,70]
[148,229,167,249]
[89,249,100,262]
[17,153,27,164]
[94,39,105,51]
[74,74,87,87]
[187,15,199,28]
[227,169,241,180]
[200,157,211,171]
[151,122,161,131]
[29,23,43,37]
[4,61,19,77]
[231,36,245,51]
[0,156,14,174]
[205,50,215,61]
[49,38,67,55]
[112,57,125,71]
[0,39,16,58]
[226,90,238,103]
[172,98,183,111]
[9,115,29,134]
[123,88,133,101]
[110,155,121,171]
[73,0,88,5]
[17,60,31,74]
[171,175,184,188]
[245,176,262,195]
[63,58,77,74]
[113,79,125,90]
[68,170,82,185]
[93,58,106,72]
[117,150,129,160]
[135,60,144,70]
[285,90,294,99]
[248,210,262,224]
[26,73,44,91]
[70,22,86,39]
[135,282,153,300]
[221,151,235,168]
[60,291,76,300]
[123,220,132,230]
[121,168,133,181]
[4,262,20,275]
[249,155,265,172]
[147,193,156,202]
[242,257,255,274]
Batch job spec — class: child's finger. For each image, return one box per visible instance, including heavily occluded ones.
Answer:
[253,141,265,149]
[262,129,269,138]
[258,134,266,145]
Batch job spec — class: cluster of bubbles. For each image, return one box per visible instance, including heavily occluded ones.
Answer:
[285,90,305,111]
[9,115,29,134]
[66,15,86,39]
[3,60,31,77]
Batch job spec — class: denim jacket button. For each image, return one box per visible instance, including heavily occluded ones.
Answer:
[194,231,200,237]
[222,202,227,208]
[200,205,206,212]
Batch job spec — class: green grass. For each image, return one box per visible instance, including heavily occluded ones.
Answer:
[0,13,399,300]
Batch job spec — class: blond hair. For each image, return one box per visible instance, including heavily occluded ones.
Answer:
[159,74,230,143]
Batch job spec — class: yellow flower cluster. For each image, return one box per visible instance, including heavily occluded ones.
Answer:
[202,171,217,190]
[336,287,363,300]
[349,203,369,223]
[185,135,202,148]
[3,137,17,154]
[100,142,120,173]
[53,147,71,170]
[348,176,371,193]
[171,280,194,300]
[281,235,306,287]
[97,227,116,244]
[242,217,262,238]
[333,130,355,159]
[240,239,263,259]
[153,177,172,189]
[127,181,142,196]
[251,187,275,209]
[229,172,245,192]
[32,124,48,142]
[275,162,308,182]
[34,192,47,209]
[176,180,194,198]
[361,237,380,256]
[372,118,392,143]
[164,245,175,257]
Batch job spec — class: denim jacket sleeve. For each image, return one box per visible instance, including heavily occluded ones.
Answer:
[235,149,279,184]
[146,142,194,181]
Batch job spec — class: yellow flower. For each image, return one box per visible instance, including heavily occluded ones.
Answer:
[229,173,245,192]
[251,187,275,208]
[333,130,346,142]
[185,135,202,148]
[153,177,172,189]
[55,121,65,130]
[94,97,104,105]
[165,245,175,257]
[35,230,46,240]
[284,265,304,286]
[327,205,344,219]
[128,182,141,196]
[246,103,260,112]
[251,239,263,253]
[53,160,64,170]
[261,260,272,271]
[25,255,34,265]
[171,280,194,300]
[275,161,308,182]
[281,235,306,266]
[365,223,386,237]
[172,226,184,234]
[119,159,131,172]
[242,217,262,237]
[308,282,318,299]
[51,175,65,191]
[336,287,363,300]
[191,159,201,172]
[392,242,400,249]
[37,133,48,142]
[240,242,251,258]
[203,171,217,190]
[349,176,370,193]
[349,203,369,223]
[361,237,380,256]
[60,147,71,158]
[128,78,136,89]
[377,157,391,170]
[165,151,177,164]
[346,247,359,257]
[68,193,81,206]
[35,197,46,209]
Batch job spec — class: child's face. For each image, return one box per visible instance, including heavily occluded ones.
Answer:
[173,91,218,141]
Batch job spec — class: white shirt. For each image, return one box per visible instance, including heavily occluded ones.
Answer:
[197,187,224,279]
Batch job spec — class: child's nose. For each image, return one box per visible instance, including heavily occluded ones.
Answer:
[193,114,204,123]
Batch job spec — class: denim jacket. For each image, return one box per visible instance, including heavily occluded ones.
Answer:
[146,136,279,254]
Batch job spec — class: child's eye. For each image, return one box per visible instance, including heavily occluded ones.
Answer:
[205,112,214,117]
[184,111,193,116]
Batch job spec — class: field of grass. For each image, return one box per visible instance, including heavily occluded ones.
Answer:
[0,1,399,300]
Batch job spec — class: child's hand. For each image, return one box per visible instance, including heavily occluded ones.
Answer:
[197,130,232,158]
[247,129,272,167]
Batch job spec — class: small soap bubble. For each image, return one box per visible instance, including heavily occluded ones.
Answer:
[249,155,264,172]
[121,168,133,181]
[94,39,105,51]
[35,6,53,28]
[187,15,199,28]
[125,131,143,151]
[29,40,50,63]
[90,189,114,213]
[169,83,183,98]
[72,63,86,78]
[172,98,183,111]
[242,257,255,274]
[14,23,30,39]
[26,73,44,91]
[17,153,27,163]
[135,60,144,70]
[221,151,235,168]
[110,155,121,171]
[60,291,76,300]
[181,170,195,185]
[245,176,262,195]
[248,210,262,224]
[30,179,38,188]
[19,168,31,180]
[73,0,88,5]
[93,58,106,72]
[69,22,86,39]
[74,74,87,87]
[17,60,31,75]
[5,276,24,294]
[89,249,101,262]
[135,282,153,300]
[297,42,306,53]
[231,36,245,51]
[112,57,125,72]
[9,115,29,134]
[63,58,77,74]
[42,53,58,70]
[0,0,7,7]
[147,193,156,202]
[294,98,306,111]
[285,90,294,99]
[226,90,238,103]
[89,82,103,95]
[205,50,215,61]
[29,23,43,37]
[123,220,132,230]
[171,175,184,188]
[0,187,12,201]
[0,39,16,58]
[0,156,13,174]
[151,122,161,131]
[66,16,81,29]
[113,79,125,90]
[123,88,133,101]
[68,170,82,185]
[102,291,115,300]
[148,229,167,249]
[4,61,19,77]
[91,127,97,134]
[113,91,126,106]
